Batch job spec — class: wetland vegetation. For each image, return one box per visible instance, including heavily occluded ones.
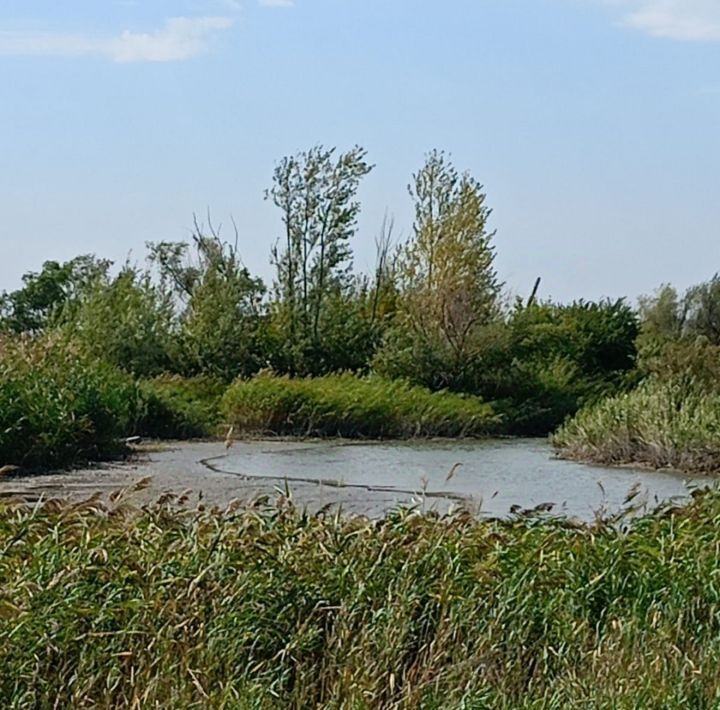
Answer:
[2,146,720,706]
[0,147,649,469]
[3,487,720,707]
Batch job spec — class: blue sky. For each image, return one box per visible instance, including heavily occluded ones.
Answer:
[1,0,718,302]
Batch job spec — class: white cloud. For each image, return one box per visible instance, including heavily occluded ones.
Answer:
[0,16,234,63]
[259,0,295,7]
[611,1,720,41]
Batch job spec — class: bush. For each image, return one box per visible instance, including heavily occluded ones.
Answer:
[375,299,639,436]
[62,267,177,377]
[136,375,225,439]
[221,372,498,438]
[0,336,139,469]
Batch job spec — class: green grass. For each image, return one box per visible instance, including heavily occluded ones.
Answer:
[0,336,139,469]
[222,372,499,439]
[2,489,720,707]
[553,375,720,473]
[136,375,225,440]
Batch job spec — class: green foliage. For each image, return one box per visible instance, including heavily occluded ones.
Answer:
[0,255,110,334]
[375,151,500,391]
[267,145,375,374]
[148,218,267,380]
[486,299,640,435]
[0,336,138,468]
[554,341,720,473]
[378,299,639,435]
[62,266,177,377]
[222,372,498,438]
[638,275,720,363]
[557,287,720,470]
[3,491,720,706]
[136,375,225,439]
[266,286,387,376]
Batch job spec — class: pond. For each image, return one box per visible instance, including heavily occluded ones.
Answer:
[0,439,712,520]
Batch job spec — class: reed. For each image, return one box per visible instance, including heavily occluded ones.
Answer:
[553,375,720,473]
[221,372,499,439]
[136,375,225,440]
[0,335,139,469]
[1,488,720,707]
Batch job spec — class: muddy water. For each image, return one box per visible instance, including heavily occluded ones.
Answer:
[0,439,712,520]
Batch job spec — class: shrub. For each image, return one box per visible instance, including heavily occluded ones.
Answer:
[0,336,139,468]
[221,372,498,438]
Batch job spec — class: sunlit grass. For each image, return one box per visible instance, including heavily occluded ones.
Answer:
[554,375,720,473]
[222,372,499,439]
[1,488,720,707]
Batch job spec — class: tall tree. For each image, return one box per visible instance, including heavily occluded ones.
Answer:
[148,215,266,379]
[0,256,110,334]
[376,151,500,389]
[266,145,373,371]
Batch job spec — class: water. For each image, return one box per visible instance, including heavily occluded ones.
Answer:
[213,438,709,519]
[0,439,712,520]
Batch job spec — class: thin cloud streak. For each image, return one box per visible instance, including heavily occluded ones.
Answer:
[611,1,720,41]
[259,0,295,7]
[0,16,234,62]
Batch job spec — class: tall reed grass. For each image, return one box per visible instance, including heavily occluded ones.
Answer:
[553,375,720,472]
[136,375,224,440]
[1,489,720,707]
[0,336,139,468]
[221,372,498,439]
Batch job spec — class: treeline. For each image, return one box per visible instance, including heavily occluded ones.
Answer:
[555,277,720,472]
[0,146,641,450]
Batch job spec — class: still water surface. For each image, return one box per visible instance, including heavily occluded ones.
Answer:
[0,439,712,520]
[213,438,710,519]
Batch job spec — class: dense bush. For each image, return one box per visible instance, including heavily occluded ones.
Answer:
[0,336,139,468]
[3,491,720,706]
[222,372,498,438]
[136,375,225,439]
[376,299,640,435]
[485,300,640,434]
[62,267,177,378]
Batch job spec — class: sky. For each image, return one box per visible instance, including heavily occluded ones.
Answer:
[0,0,718,303]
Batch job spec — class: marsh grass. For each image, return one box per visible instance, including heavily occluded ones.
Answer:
[0,335,139,469]
[222,372,498,439]
[553,375,720,473]
[2,488,720,707]
[136,375,225,440]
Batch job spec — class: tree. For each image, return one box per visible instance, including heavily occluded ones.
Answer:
[0,256,110,334]
[375,150,500,389]
[64,265,176,377]
[266,145,374,373]
[148,215,266,380]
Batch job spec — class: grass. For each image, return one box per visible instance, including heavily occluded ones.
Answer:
[2,488,720,707]
[0,335,139,469]
[221,372,499,439]
[136,375,225,440]
[0,335,500,471]
[553,374,720,473]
